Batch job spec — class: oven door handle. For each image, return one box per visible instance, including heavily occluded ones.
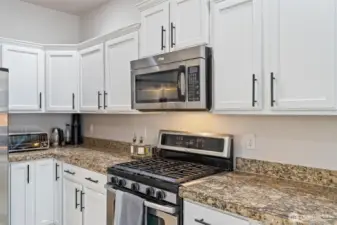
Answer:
[144,200,177,214]
[104,184,116,193]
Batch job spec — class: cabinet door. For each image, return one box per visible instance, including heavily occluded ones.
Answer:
[2,45,44,112]
[54,161,63,225]
[105,32,139,112]
[213,0,262,110]
[140,1,170,57]
[46,51,79,112]
[79,44,105,112]
[170,0,209,51]
[268,0,337,110]
[83,187,106,225]
[63,178,82,225]
[10,162,35,225]
[184,201,250,225]
[35,159,54,225]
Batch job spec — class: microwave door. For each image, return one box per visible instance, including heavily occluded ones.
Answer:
[133,66,187,110]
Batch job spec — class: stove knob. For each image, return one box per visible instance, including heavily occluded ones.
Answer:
[110,177,118,185]
[131,183,140,191]
[156,190,166,200]
[118,179,126,187]
[146,187,155,196]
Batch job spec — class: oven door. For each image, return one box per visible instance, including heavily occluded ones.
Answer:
[132,62,187,110]
[144,200,178,225]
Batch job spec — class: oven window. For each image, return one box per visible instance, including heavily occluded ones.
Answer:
[147,214,165,225]
[135,69,183,103]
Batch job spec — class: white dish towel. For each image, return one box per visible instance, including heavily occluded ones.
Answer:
[114,190,144,225]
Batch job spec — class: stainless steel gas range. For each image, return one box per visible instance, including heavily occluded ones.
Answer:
[105,130,234,225]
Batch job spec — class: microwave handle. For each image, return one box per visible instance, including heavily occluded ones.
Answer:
[177,66,186,98]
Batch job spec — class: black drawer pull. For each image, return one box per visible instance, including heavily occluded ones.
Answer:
[271,72,276,107]
[55,163,60,181]
[252,74,257,107]
[85,177,99,183]
[39,92,42,109]
[80,191,85,212]
[195,219,211,225]
[72,93,75,110]
[104,91,108,109]
[98,91,102,109]
[64,170,75,175]
[27,165,30,184]
[161,26,166,50]
[75,188,80,209]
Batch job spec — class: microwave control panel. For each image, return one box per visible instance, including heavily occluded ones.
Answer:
[187,66,200,102]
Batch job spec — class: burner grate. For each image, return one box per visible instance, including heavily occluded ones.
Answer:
[112,158,220,183]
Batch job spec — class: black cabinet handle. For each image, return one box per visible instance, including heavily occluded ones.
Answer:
[55,163,60,181]
[252,74,257,107]
[161,26,166,50]
[195,219,211,225]
[75,188,80,209]
[39,92,42,109]
[27,165,30,184]
[98,91,102,109]
[64,170,75,175]
[104,91,108,109]
[270,72,276,107]
[85,177,99,183]
[72,93,75,110]
[171,22,176,48]
[80,191,85,212]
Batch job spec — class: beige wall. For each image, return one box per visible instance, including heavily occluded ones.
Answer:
[80,0,140,41]
[0,0,80,44]
[83,113,337,171]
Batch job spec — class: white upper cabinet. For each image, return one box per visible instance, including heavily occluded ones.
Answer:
[267,0,337,110]
[213,0,262,111]
[46,51,79,112]
[35,160,54,225]
[139,0,209,57]
[105,32,139,112]
[2,45,44,112]
[170,0,209,51]
[79,44,105,112]
[140,1,170,57]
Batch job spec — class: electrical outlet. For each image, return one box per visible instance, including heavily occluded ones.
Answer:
[246,134,256,150]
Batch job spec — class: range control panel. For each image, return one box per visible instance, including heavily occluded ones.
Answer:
[187,66,200,102]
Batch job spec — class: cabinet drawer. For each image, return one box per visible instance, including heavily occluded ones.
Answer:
[80,168,106,193]
[63,163,84,181]
[184,201,250,225]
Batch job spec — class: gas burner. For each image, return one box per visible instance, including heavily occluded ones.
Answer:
[113,158,221,183]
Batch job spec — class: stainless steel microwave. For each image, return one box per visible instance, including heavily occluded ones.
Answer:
[130,45,212,111]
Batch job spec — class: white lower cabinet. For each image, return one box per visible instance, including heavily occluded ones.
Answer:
[83,187,106,225]
[62,163,107,225]
[54,161,63,225]
[63,178,83,225]
[10,160,106,225]
[10,162,35,225]
[184,200,251,225]
[35,159,54,225]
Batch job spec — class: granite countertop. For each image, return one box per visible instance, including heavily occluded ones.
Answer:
[9,147,133,174]
[180,172,337,225]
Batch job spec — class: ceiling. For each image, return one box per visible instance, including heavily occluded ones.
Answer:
[21,0,110,15]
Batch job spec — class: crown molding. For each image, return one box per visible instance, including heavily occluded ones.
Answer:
[136,0,169,11]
